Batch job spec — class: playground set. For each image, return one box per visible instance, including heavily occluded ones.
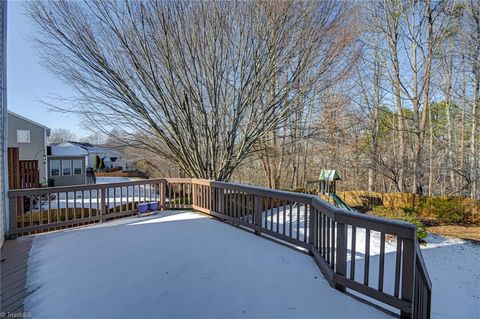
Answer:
[306,169,355,212]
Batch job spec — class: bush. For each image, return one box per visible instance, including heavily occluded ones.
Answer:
[93,155,101,171]
[418,197,468,223]
[370,206,427,240]
[99,158,106,170]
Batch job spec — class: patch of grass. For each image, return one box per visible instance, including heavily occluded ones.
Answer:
[426,225,480,242]
[369,206,427,241]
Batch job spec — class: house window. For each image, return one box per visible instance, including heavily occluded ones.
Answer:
[62,160,71,176]
[17,130,31,143]
[50,160,60,177]
[73,160,82,175]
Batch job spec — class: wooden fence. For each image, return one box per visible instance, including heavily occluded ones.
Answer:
[19,160,40,189]
[336,190,479,222]
[95,170,149,178]
[7,178,431,319]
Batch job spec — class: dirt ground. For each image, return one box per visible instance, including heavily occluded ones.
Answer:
[426,225,480,243]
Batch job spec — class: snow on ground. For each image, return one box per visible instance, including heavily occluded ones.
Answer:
[259,204,309,241]
[24,211,389,319]
[34,177,153,211]
[345,229,480,319]
[96,177,145,184]
[258,205,480,319]
[420,235,480,319]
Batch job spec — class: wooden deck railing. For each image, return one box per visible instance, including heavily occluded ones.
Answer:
[7,178,191,236]
[7,178,431,319]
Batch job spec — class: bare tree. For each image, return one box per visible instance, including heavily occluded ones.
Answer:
[48,128,78,144]
[465,0,480,198]
[28,0,356,181]
[78,133,106,145]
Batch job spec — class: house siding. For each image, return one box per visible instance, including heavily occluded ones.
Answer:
[8,113,48,185]
[0,0,7,244]
[48,156,86,186]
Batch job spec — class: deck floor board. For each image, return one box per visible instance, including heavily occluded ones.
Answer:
[0,237,32,314]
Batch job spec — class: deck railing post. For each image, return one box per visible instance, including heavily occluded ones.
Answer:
[216,188,224,213]
[254,195,262,235]
[192,183,197,207]
[8,196,18,238]
[308,205,316,245]
[189,182,193,207]
[160,181,166,210]
[220,188,225,213]
[335,220,347,292]
[401,235,416,319]
[100,188,106,223]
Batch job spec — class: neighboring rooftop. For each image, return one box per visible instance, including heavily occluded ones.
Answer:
[8,111,51,135]
[67,141,122,155]
[49,142,88,157]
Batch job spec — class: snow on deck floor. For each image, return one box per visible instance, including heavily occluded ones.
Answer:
[24,211,389,319]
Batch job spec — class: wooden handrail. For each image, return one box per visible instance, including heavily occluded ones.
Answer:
[7,178,431,319]
[7,178,170,196]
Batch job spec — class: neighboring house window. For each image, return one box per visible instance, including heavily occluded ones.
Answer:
[62,160,71,176]
[16,130,31,143]
[73,160,82,175]
[50,160,60,176]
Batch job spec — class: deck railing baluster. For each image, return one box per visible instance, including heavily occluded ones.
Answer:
[74,191,77,220]
[48,192,51,225]
[81,191,84,220]
[296,203,300,240]
[89,190,92,218]
[379,232,386,292]
[39,194,43,226]
[289,202,293,237]
[326,217,330,265]
[364,229,370,286]
[65,192,69,222]
[350,226,356,280]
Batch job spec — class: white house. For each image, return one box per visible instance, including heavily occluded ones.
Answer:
[47,142,89,186]
[67,141,130,170]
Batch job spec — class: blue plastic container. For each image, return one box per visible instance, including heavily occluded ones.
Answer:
[148,202,158,211]
[137,203,149,214]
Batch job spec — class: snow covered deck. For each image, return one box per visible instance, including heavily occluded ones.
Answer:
[4,178,479,318]
[6,211,389,319]
[2,210,479,319]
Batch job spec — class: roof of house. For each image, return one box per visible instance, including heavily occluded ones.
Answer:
[67,141,122,156]
[49,142,88,157]
[318,170,342,181]
[8,111,51,135]
[67,141,94,148]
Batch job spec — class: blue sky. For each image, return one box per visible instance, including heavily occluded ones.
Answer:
[7,1,88,136]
